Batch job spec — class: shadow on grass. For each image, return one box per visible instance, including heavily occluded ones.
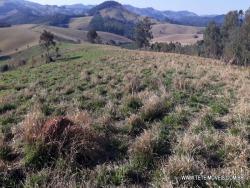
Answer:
[59,55,82,62]
[0,55,11,61]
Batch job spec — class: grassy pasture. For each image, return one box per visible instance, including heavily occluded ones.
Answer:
[0,43,249,187]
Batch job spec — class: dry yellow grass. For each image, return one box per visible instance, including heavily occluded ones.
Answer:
[69,16,93,30]
[0,24,132,55]
[152,23,204,44]
[0,24,39,55]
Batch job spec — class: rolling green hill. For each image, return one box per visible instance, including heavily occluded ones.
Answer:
[68,16,204,44]
[69,16,93,30]
[87,1,141,38]
[0,42,249,187]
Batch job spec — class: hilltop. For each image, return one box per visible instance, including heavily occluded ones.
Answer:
[0,42,249,187]
[0,0,224,27]
[88,1,123,16]
[124,5,224,26]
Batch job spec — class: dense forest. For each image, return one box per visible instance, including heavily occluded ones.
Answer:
[89,13,135,38]
[151,10,250,66]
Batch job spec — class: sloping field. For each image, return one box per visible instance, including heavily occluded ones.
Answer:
[1,43,249,187]
[35,25,132,44]
[69,16,93,30]
[152,23,204,44]
[0,24,39,55]
[0,24,132,55]
[152,33,203,44]
[99,7,140,22]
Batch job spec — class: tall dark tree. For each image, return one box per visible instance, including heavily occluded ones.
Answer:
[39,30,56,63]
[87,29,98,43]
[204,22,222,58]
[134,17,153,48]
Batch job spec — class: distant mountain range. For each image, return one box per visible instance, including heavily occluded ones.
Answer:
[0,0,92,26]
[124,5,225,26]
[0,0,226,27]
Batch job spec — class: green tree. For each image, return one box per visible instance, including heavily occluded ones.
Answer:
[222,11,240,38]
[240,13,250,65]
[89,14,104,31]
[223,27,244,64]
[134,17,153,48]
[39,30,56,63]
[221,11,241,58]
[222,10,250,65]
[204,22,222,58]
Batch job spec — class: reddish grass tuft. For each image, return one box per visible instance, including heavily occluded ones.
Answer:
[41,116,74,142]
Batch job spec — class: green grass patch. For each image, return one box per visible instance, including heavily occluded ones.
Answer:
[122,96,143,115]
[163,110,189,131]
[210,102,229,116]
[24,143,56,169]
[79,96,106,111]
[96,165,129,186]
[163,70,175,88]
[0,145,12,161]
[0,103,16,114]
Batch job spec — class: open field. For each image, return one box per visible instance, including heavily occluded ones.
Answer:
[69,16,93,30]
[0,24,132,55]
[152,23,204,44]
[68,17,203,45]
[0,21,204,56]
[152,33,203,44]
[0,43,249,187]
[0,25,39,55]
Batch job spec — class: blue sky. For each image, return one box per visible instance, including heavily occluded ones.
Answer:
[28,0,250,15]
